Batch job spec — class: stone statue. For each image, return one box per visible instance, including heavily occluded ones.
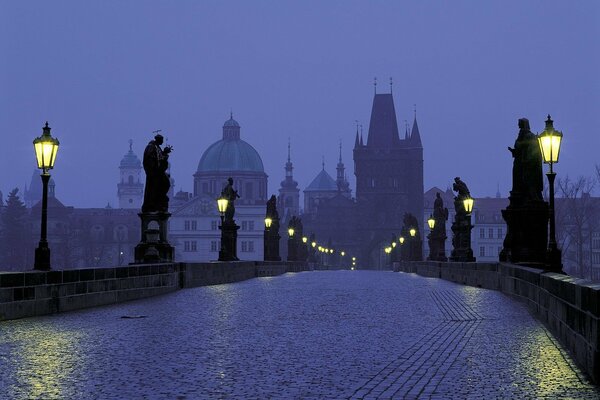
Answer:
[142,134,172,213]
[508,118,544,202]
[452,177,471,201]
[266,195,279,220]
[433,192,449,228]
[221,177,240,222]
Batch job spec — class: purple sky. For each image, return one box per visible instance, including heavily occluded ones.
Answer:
[1,1,598,208]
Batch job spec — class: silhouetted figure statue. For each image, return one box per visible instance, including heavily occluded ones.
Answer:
[433,193,449,224]
[142,134,172,213]
[266,195,278,221]
[500,117,548,266]
[401,212,422,262]
[452,177,471,201]
[429,192,449,261]
[221,177,240,222]
[264,195,281,261]
[508,118,544,202]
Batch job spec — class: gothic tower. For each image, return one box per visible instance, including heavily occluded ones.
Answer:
[278,141,300,221]
[117,140,144,209]
[353,92,424,265]
[336,142,352,198]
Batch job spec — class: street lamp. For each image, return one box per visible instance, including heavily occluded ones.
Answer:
[264,217,272,229]
[538,114,563,272]
[427,215,435,230]
[341,251,345,256]
[311,241,316,248]
[409,228,416,237]
[217,196,228,222]
[302,236,308,244]
[399,236,405,244]
[463,197,474,214]
[288,227,295,237]
[33,122,60,271]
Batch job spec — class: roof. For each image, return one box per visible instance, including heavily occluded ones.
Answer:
[120,149,141,168]
[223,117,240,128]
[197,139,264,173]
[305,169,337,192]
[366,93,400,148]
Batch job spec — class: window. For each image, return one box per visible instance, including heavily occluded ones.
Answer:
[210,241,218,252]
[128,175,134,184]
[202,183,208,194]
[248,221,254,231]
[480,228,485,239]
[184,221,190,231]
[497,228,503,239]
[184,241,190,252]
[191,241,197,252]
[245,182,253,199]
[248,241,254,252]
[593,253,600,265]
[480,246,485,257]
[191,221,197,231]
[211,221,218,231]
[242,221,248,231]
[371,179,375,188]
[488,228,494,239]
[242,241,248,252]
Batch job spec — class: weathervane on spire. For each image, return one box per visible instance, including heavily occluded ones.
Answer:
[390,77,393,94]
[129,139,133,151]
[287,138,291,163]
[230,109,233,119]
[322,156,325,170]
[339,140,342,163]
[414,104,417,118]
[374,77,377,94]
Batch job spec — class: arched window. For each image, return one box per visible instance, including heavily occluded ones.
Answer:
[128,175,134,184]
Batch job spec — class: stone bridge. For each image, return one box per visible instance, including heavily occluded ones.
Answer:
[0,262,599,399]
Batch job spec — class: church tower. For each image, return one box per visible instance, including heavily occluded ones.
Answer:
[117,140,144,209]
[278,141,300,221]
[353,90,424,264]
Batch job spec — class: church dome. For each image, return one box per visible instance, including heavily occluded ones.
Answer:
[196,116,264,173]
[120,140,141,169]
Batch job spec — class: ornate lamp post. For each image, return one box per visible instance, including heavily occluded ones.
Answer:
[450,177,476,262]
[217,195,231,261]
[287,223,297,262]
[427,215,436,261]
[33,122,60,270]
[538,115,563,272]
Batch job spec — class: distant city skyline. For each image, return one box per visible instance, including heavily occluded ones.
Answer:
[1,1,598,207]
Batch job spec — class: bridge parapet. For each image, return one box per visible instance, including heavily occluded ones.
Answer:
[396,260,600,383]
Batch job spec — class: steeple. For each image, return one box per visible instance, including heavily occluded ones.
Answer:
[359,125,364,146]
[336,141,351,196]
[354,123,360,149]
[366,93,400,147]
[285,139,293,179]
[409,106,422,147]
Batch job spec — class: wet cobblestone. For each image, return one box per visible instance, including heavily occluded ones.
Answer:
[0,270,598,399]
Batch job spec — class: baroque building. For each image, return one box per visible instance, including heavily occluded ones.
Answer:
[170,115,267,262]
[117,140,144,209]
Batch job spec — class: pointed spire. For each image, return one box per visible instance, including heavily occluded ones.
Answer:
[338,140,342,163]
[359,124,364,146]
[285,139,293,178]
[287,138,291,163]
[373,77,377,94]
[322,156,325,170]
[404,120,409,140]
[128,139,133,152]
[410,107,422,147]
[390,77,393,94]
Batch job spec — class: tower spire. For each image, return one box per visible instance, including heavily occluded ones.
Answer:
[339,140,342,163]
[373,77,377,94]
[390,77,393,94]
[129,139,133,152]
[322,156,325,170]
[287,138,291,163]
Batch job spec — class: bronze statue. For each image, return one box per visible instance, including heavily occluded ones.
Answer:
[266,195,279,220]
[508,118,544,202]
[433,192,449,228]
[142,134,172,213]
[221,177,240,222]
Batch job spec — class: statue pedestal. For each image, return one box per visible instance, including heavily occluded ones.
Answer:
[134,212,174,264]
[219,219,239,261]
[428,230,448,262]
[450,208,475,262]
[500,198,548,266]
[264,230,281,261]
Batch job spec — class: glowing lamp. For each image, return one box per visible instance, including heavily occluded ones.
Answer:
[217,196,228,216]
[392,242,397,248]
[329,249,333,254]
[33,122,60,172]
[302,236,308,243]
[385,247,391,254]
[341,251,345,256]
[409,228,416,237]
[399,237,405,244]
[311,241,316,248]
[463,197,474,214]
[538,115,562,165]
[352,257,356,261]
[264,217,272,229]
[427,215,435,229]
[288,227,295,237]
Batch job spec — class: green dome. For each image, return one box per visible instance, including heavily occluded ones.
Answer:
[197,139,264,173]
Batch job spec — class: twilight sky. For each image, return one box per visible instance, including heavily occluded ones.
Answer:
[1,1,598,208]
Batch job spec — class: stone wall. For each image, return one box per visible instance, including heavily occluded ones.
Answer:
[0,261,340,321]
[396,260,600,383]
[0,264,180,321]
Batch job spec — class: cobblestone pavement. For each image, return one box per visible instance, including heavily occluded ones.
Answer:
[1,271,598,399]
